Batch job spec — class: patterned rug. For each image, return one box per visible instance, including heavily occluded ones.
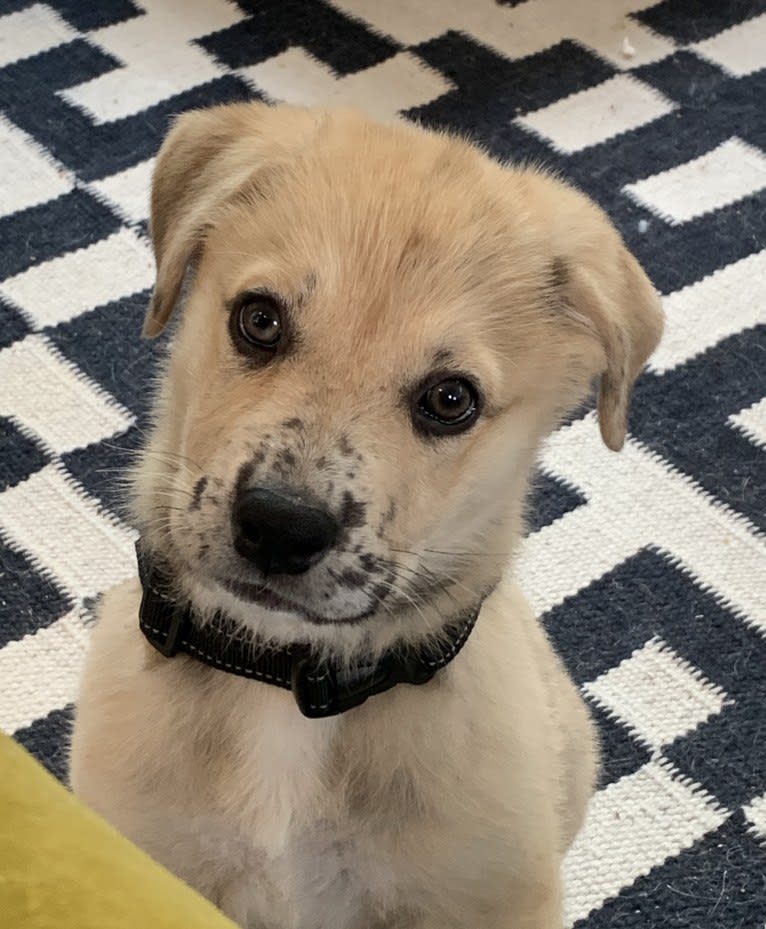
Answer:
[1,1,765,925]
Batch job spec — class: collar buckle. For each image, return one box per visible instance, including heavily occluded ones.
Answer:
[290,651,438,719]
[290,654,339,718]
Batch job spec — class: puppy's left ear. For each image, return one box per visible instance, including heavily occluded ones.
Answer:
[560,245,663,451]
[538,174,664,451]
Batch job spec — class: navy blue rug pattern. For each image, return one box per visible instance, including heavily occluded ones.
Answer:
[1,1,765,925]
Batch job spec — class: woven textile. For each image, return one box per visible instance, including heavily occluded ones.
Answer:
[1,1,765,925]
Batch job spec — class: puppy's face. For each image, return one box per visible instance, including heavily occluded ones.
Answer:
[137,104,662,648]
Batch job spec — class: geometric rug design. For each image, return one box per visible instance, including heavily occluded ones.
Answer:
[1,2,765,925]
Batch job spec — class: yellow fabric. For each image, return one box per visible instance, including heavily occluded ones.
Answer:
[0,732,237,928]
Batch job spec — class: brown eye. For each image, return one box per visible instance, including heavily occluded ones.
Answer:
[237,295,282,347]
[415,377,479,436]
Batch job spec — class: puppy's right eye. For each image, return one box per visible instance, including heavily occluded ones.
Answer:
[236,294,282,348]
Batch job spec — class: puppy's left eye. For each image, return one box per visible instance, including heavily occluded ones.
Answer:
[414,377,479,436]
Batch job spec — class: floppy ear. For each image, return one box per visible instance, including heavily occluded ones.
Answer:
[533,170,664,452]
[559,244,663,451]
[144,102,318,338]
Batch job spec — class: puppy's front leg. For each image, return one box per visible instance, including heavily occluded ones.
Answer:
[413,913,561,929]
[413,886,562,929]
[215,878,251,928]
[501,886,563,929]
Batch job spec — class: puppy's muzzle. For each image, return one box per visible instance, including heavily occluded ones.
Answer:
[232,487,339,576]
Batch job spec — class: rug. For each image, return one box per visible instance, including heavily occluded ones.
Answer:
[1,0,765,925]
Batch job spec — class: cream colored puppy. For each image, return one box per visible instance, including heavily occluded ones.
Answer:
[70,103,663,929]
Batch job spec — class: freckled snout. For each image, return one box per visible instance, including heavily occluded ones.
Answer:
[232,487,339,576]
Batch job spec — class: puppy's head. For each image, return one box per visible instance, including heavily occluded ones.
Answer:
[136,103,662,653]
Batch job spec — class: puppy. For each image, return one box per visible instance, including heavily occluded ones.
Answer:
[70,103,663,929]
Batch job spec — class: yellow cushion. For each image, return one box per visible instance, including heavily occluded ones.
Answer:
[0,732,238,928]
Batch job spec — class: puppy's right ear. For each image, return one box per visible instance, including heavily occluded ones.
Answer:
[144,104,255,337]
[144,102,318,338]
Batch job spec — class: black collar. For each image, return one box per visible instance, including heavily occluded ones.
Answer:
[136,543,484,719]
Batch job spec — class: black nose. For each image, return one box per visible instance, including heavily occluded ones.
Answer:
[232,488,339,576]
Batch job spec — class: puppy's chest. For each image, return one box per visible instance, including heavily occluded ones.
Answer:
[175,695,509,929]
[204,703,406,928]
[249,819,398,929]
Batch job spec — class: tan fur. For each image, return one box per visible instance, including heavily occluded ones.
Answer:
[70,103,663,929]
